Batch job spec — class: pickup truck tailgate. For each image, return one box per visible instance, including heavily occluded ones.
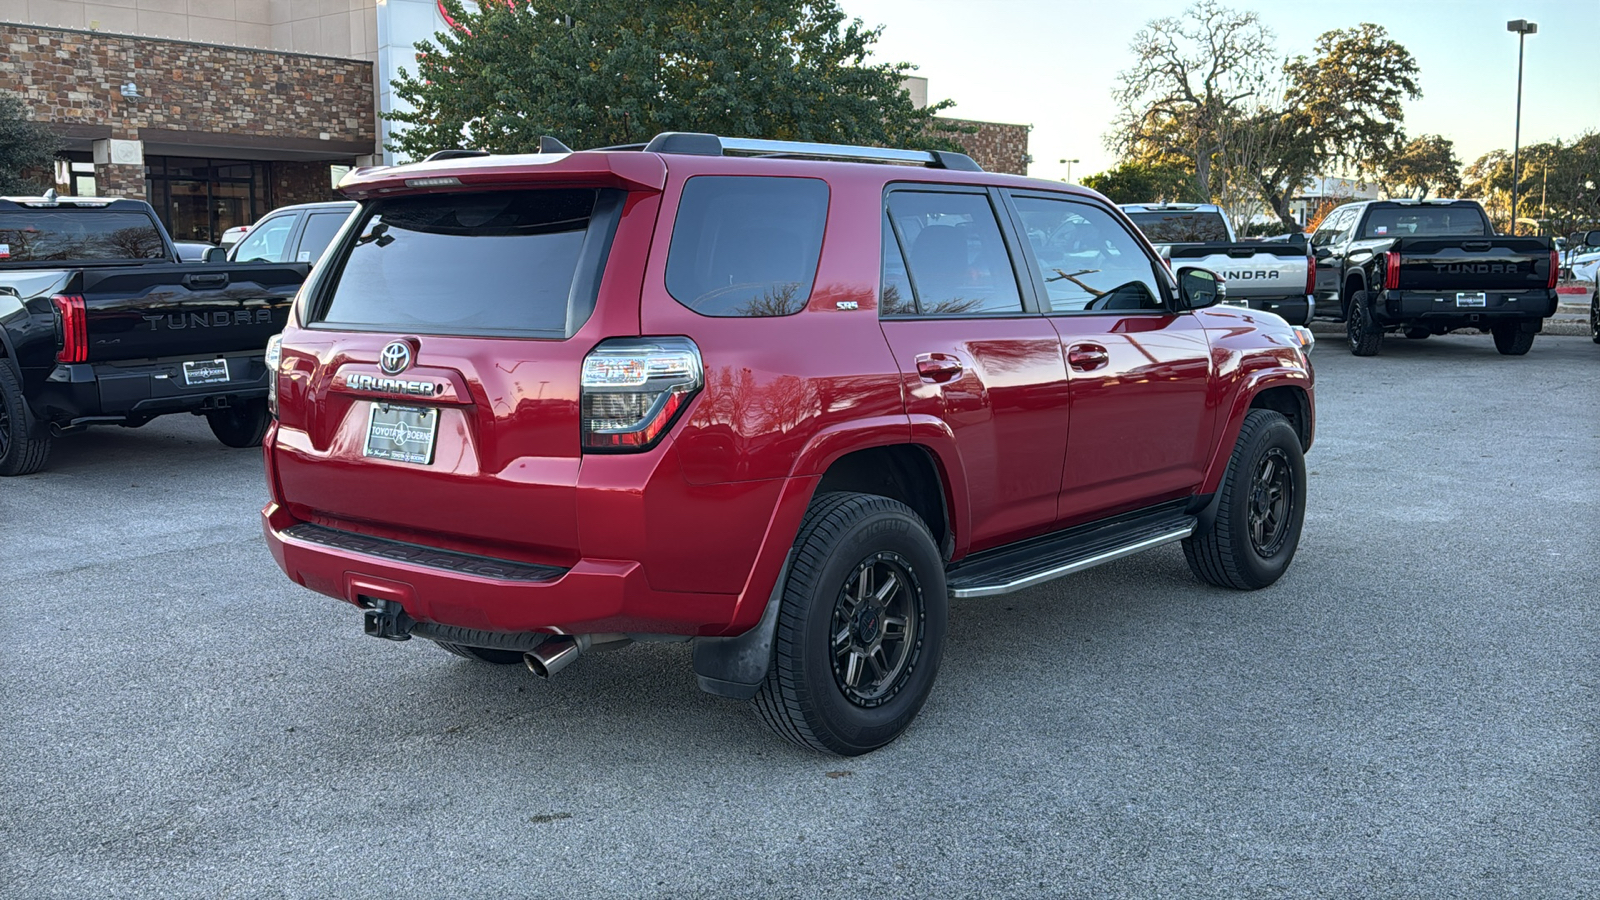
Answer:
[76,262,307,361]
[1395,238,1553,292]
[1166,240,1309,298]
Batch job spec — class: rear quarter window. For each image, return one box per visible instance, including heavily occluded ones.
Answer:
[313,189,621,338]
[665,176,829,317]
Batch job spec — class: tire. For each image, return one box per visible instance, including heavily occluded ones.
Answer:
[1491,323,1536,356]
[1345,291,1384,356]
[1403,327,1430,340]
[1590,293,1599,344]
[434,642,526,665]
[206,398,271,448]
[0,359,51,476]
[752,492,947,756]
[1183,409,1306,590]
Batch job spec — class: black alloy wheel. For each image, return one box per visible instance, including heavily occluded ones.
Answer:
[1247,447,1294,558]
[830,552,922,707]
[1183,409,1307,590]
[1346,291,1383,356]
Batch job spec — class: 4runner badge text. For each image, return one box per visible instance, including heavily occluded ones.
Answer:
[344,373,442,396]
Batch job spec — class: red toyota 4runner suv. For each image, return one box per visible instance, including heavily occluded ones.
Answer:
[262,133,1315,755]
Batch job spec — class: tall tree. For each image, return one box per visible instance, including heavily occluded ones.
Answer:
[387,0,959,159]
[1464,134,1600,235]
[0,92,59,195]
[1080,160,1204,204]
[1254,23,1421,228]
[1111,1,1275,199]
[1377,134,1462,200]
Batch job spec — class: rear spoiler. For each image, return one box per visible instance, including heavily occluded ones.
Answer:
[337,150,669,199]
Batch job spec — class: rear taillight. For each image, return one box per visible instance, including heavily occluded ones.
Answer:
[1383,250,1401,291]
[580,337,702,452]
[264,333,284,417]
[1548,249,1559,289]
[52,294,87,363]
[1305,252,1315,296]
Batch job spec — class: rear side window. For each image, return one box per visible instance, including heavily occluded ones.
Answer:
[0,211,165,262]
[665,176,828,317]
[884,190,1023,315]
[316,189,621,338]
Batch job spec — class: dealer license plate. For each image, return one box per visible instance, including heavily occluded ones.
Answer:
[182,359,230,386]
[1455,292,1487,307]
[363,404,439,465]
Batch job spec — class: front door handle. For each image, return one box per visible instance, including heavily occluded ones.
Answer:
[915,353,964,383]
[1067,343,1109,372]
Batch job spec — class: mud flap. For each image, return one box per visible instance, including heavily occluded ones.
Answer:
[691,558,789,700]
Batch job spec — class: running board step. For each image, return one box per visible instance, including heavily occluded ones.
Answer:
[945,507,1197,599]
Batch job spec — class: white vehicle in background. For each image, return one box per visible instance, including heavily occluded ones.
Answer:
[1120,203,1315,325]
[219,224,249,249]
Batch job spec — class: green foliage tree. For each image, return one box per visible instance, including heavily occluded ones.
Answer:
[387,0,962,160]
[0,92,59,195]
[1464,133,1600,235]
[1080,161,1204,204]
[1377,134,1462,200]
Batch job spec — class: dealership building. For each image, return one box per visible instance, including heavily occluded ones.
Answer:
[3,1,1028,242]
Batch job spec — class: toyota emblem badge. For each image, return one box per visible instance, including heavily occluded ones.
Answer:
[379,341,412,375]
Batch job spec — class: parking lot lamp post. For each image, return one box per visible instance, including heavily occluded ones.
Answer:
[1060,158,1079,183]
[1507,18,1538,235]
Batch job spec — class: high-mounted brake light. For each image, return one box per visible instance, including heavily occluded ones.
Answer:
[580,337,702,452]
[1547,249,1559,289]
[52,294,87,363]
[1383,250,1401,291]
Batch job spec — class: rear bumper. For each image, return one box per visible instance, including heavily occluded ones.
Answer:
[262,500,746,637]
[1239,294,1312,326]
[1375,288,1558,325]
[34,350,271,425]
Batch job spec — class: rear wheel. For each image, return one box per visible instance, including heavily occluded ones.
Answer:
[434,642,526,665]
[206,399,271,448]
[753,492,947,756]
[1590,292,1599,344]
[1491,323,1536,356]
[0,359,51,476]
[1403,327,1430,340]
[1184,409,1306,590]
[1346,291,1384,356]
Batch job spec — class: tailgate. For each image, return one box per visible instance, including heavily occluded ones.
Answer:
[77,262,306,361]
[1167,241,1309,297]
[1395,238,1553,292]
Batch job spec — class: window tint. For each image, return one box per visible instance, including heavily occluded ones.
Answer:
[295,211,350,263]
[1360,205,1488,238]
[318,189,609,338]
[1012,196,1164,313]
[1124,210,1230,244]
[0,211,165,262]
[665,176,828,317]
[233,215,294,262]
[885,191,1022,315]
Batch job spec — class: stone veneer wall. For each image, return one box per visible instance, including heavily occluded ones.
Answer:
[271,160,342,208]
[938,117,1031,177]
[0,22,375,200]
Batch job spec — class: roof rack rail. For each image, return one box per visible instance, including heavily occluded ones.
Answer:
[637,132,983,172]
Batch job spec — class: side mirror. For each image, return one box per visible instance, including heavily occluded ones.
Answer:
[202,246,229,263]
[1314,247,1333,260]
[1176,267,1225,310]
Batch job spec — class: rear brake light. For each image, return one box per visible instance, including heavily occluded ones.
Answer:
[1383,250,1400,291]
[580,337,702,452]
[52,294,87,363]
[1305,251,1315,296]
[1548,249,1559,289]
[265,333,284,417]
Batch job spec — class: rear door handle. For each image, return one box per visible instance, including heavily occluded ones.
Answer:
[1067,343,1109,372]
[915,353,964,383]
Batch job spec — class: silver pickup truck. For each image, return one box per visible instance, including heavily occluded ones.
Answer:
[1120,203,1314,325]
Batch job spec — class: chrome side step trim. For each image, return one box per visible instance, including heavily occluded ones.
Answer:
[949,525,1196,599]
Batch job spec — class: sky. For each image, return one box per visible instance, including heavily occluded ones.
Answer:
[838,0,1600,183]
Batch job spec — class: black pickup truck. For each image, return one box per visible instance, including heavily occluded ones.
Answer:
[1309,199,1558,356]
[0,194,308,474]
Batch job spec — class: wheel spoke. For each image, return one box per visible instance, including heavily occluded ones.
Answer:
[881,615,907,641]
[833,625,852,650]
[873,569,900,605]
[843,650,864,688]
[869,647,889,682]
[1259,457,1276,484]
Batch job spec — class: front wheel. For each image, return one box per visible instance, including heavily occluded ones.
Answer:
[1346,291,1384,356]
[1491,323,1536,356]
[1183,409,1307,590]
[206,399,271,448]
[753,492,947,756]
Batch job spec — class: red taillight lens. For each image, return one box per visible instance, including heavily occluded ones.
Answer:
[1305,252,1316,295]
[1548,249,1559,289]
[52,293,87,363]
[1383,251,1401,291]
[580,337,702,452]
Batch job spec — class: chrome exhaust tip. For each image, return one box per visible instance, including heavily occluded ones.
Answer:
[524,635,584,678]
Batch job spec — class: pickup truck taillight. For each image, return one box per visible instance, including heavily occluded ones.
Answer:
[1383,251,1401,291]
[52,294,88,363]
[1548,250,1559,289]
[1305,251,1315,296]
[580,337,702,452]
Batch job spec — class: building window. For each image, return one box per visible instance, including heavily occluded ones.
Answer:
[144,157,271,244]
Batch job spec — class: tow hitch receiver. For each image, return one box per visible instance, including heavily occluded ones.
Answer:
[361,597,414,641]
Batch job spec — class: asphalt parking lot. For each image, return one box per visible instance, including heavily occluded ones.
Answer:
[3,332,1596,899]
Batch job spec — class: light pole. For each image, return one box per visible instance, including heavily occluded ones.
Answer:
[1060,158,1079,183]
[1507,18,1537,235]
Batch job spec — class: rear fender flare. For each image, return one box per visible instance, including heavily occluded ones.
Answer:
[1199,369,1312,495]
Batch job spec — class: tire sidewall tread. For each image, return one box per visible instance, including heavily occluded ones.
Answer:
[1183,409,1306,590]
[0,358,51,476]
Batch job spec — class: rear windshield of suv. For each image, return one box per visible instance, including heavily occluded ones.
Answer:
[1124,210,1230,244]
[665,176,829,317]
[0,211,166,262]
[315,189,621,338]
[1360,206,1488,238]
